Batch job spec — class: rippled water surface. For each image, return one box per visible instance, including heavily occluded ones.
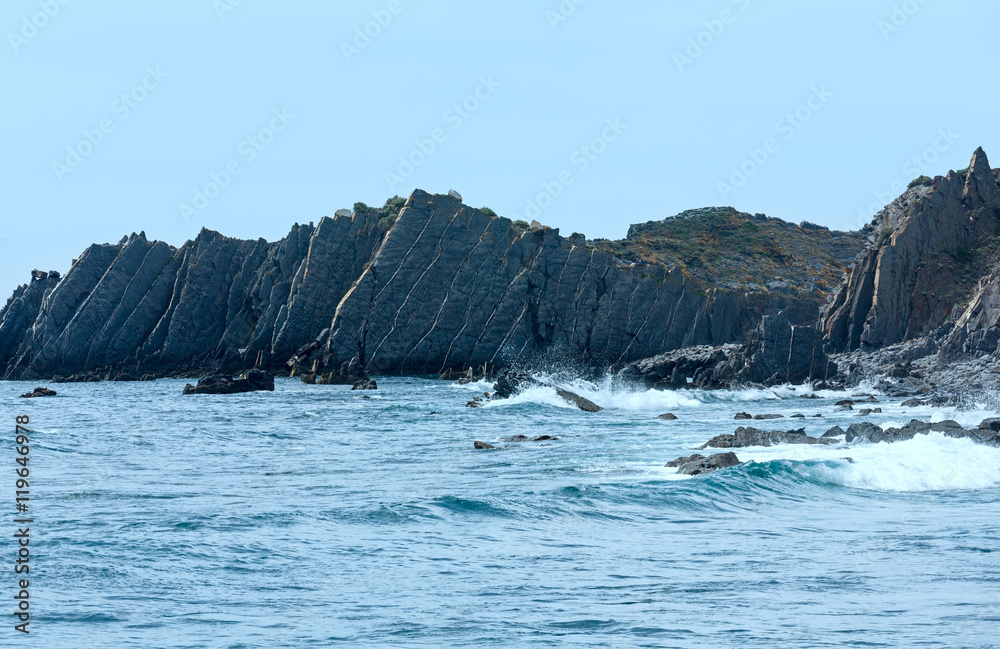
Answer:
[11,377,1000,647]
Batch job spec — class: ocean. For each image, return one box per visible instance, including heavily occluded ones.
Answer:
[11,377,1000,648]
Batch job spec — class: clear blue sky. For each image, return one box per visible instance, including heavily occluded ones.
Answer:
[1,0,997,297]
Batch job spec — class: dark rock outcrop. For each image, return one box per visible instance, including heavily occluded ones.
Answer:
[666,452,742,475]
[473,441,496,450]
[20,386,56,398]
[1,191,812,383]
[717,312,836,386]
[700,426,837,449]
[297,191,759,379]
[182,369,275,395]
[489,370,601,411]
[979,418,1000,432]
[351,379,378,391]
[0,209,384,381]
[554,388,602,412]
[822,426,845,438]
[621,311,835,388]
[843,418,999,445]
[823,148,1000,352]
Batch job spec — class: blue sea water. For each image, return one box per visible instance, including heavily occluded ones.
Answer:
[7,377,1000,648]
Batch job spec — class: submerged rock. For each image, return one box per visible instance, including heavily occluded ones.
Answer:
[700,426,837,449]
[351,379,378,391]
[473,441,496,450]
[182,369,274,395]
[734,412,752,420]
[658,413,678,420]
[667,452,742,476]
[20,386,56,398]
[754,414,784,420]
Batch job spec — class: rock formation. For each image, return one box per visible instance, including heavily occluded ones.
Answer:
[182,369,275,395]
[666,452,742,476]
[822,147,1000,352]
[3,148,1000,396]
[292,191,757,378]
[0,210,384,380]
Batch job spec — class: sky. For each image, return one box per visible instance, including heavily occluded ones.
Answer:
[1,0,997,297]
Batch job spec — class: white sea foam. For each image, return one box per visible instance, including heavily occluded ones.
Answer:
[742,433,1000,492]
[475,376,882,414]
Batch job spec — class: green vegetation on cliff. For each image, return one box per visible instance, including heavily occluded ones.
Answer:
[592,207,865,295]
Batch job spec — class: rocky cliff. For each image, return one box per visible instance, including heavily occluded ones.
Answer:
[0,190,858,381]
[5,148,998,390]
[289,191,756,376]
[0,211,384,380]
[822,147,1000,352]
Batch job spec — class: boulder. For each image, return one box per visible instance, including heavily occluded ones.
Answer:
[473,441,496,450]
[554,388,602,412]
[700,426,837,449]
[844,422,884,443]
[351,379,378,390]
[182,369,274,395]
[734,412,752,420]
[667,452,742,476]
[657,413,678,420]
[753,414,783,420]
[822,426,846,438]
[20,386,56,398]
[979,418,1000,432]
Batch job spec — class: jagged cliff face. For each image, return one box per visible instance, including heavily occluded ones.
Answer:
[822,148,1000,352]
[0,212,384,380]
[294,191,756,376]
[0,190,776,380]
[5,147,997,384]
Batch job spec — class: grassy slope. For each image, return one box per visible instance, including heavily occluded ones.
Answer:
[592,207,866,296]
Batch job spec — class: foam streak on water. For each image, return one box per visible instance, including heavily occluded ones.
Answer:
[10,377,1000,648]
